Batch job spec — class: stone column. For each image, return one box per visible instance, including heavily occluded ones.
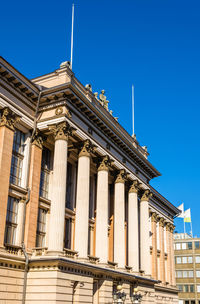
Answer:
[24,129,45,250]
[114,169,127,268]
[0,107,20,247]
[128,180,140,272]
[151,212,158,279]
[95,156,111,263]
[140,189,152,276]
[74,140,93,259]
[170,224,176,286]
[165,222,172,284]
[48,122,71,253]
[159,217,166,283]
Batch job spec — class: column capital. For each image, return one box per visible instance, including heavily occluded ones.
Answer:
[98,155,113,172]
[115,169,128,184]
[49,121,73,141]
[141,189,153,202]
[170,224,175,233]
[0,107,20,131]
[31,129,47,149]
[151,212,158,223]
[79,139,95,157]
[159,217,165,227]
[165,222,171,232]
[129,180,141,193]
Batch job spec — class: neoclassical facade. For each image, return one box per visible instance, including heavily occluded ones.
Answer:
[0,56,179,303]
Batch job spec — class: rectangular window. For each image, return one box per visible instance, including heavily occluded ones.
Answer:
[197,285,200,292]
[177,257,181,264]
[39,147,51,199]
[182,257,187,264]
[177,271,182,278]
[196,256,200,263]
[187,242,192,249]
[190,285,194,292]
[188,271,193,278]
[36,208,47,247]
[183,271,187,278]
[195,241,200,249]
[4,196,19,245]
[178,285,183,292]
[182,243,186,249]
[184,285,189,292]
[188,256,193,263]
[10,130,25,186]
[176,243,181,250]
[196,271,200,278]
[64,218,72,249]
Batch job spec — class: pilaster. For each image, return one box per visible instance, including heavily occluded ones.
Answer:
[151,212,158,279]
[0,107,20,247]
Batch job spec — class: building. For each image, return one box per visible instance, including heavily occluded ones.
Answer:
[0,56,179,303]
[174,233,200,304]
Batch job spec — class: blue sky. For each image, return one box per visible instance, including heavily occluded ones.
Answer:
[1,0,200,236]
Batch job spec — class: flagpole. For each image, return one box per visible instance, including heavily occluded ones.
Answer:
[190,221,193,238]
[70,3,74,70]
[132,84,134,136]
[184,219,186,239]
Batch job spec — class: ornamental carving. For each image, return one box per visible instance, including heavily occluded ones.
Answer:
[49,121,73,141]
[98,155,113,172]
[159,217,165,227]
[170,224,175,233]
[151,212,158,223]
[79,139,95,157]
[141,189,153,202]
[115,169,128,184]
[166,223,171,232]
[129,180,141,193]
[0,107,20,130]
[31,129,46,149]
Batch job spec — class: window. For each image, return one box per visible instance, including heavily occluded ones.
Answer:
[178,285,183,292]
[197,285,200,292]
[10,130,25,186]
[191,301,195,304]
[178,301,183,304]
[187,242,192,250]
[182,257,187,264]
[182,243,186,249]
[39,147,51,199]
[190,285,194,292]
[176,257,181,264]
[177,271,182,278]
[64,218,72,249]
[36,208,47,247]
[176,243,181,250]
[66,162,76,210]
[184,285,189,292]
[185,301,189,304]
[183,271,187,278]
[196,256,200,263]
[195,241,200,249]
[188,271,193,278]
[188,256,193,263]
[4,196,19,245]
[196,271,200,278]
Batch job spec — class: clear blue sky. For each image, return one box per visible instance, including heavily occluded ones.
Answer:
[1,0,200,236]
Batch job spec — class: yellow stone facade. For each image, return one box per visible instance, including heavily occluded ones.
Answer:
[0,56,179,303]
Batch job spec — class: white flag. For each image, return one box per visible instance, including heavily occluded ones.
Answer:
[177,203,184,218]
[184,208,191,223]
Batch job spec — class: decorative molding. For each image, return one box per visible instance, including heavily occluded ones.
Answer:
[0,107,20,130]
[79,139,95,157]
[151,212,158,223]
[129,180,141,193]
[31,129,46,149]
[170,224,175,233]
[165,223,171,232]
[49,121,73,141]
[159,217,165,228]
[141,189,153,202]
[115,169,128,184]
[98,155,113,172]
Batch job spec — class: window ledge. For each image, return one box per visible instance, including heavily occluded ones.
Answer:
[9,183,27,197]
[88,255,99,264]
[64,248,78,258]
[4,243,22,255]
[32,247,48,256]
[39,196,51,205]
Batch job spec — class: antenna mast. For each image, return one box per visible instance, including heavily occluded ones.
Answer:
[70,4,75,70]
[132,84,134,136]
